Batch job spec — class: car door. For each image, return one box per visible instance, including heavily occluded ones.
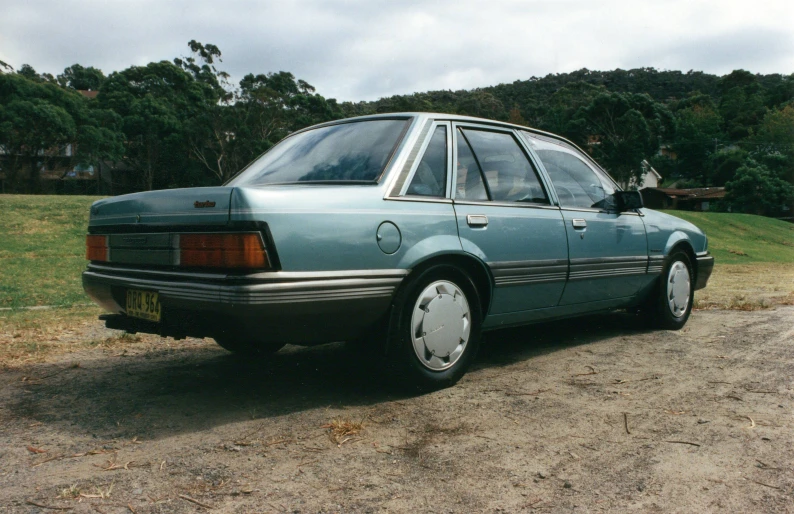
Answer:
[521,132,649,306]
[451,123,568,316]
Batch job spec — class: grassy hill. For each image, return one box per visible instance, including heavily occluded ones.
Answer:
[0,195,792,309]
[662,211,794,265]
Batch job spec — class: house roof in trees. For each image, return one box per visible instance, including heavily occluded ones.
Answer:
[77,90,98,99]
[645,187,725,199]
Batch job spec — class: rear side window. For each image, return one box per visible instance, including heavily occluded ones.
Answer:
[458,128,548,204]
[454,129,488,201]
[522,132,616,210]
[406,126,447,197]
[228,119,408,186]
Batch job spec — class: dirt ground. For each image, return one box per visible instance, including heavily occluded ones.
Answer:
[1,305,793,513]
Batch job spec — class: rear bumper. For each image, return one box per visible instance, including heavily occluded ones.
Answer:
[695,253,714,290]
[82,264,407,344]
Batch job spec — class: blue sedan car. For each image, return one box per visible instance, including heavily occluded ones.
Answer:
[83,113,714,389]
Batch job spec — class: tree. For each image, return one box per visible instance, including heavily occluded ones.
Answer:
[98,61,213,190]
[671,95,724,184]
[750,104,794,212]
[453,90,505,120]
[718,70,767,141]
[568,92,671,185]
[58,64,106,91]
[0,71,124,193]
[724,159,794,215]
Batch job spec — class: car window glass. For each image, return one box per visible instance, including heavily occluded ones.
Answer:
[523,133,615,209]
[406,126,447,197]
[228,119,408,186]
[460,128,548,204]
[454,129,488,201]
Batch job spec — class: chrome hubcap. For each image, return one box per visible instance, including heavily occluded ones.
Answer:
[411,280,471,371]
[667,261,691,318]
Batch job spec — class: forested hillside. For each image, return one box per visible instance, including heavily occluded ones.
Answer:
[1,42,792,216]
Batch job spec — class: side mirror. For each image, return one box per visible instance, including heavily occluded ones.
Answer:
[614,190,643,212]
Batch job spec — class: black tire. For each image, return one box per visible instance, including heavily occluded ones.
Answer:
[384,265,483,392]
[213,335,286,357]
[644,251,695,330]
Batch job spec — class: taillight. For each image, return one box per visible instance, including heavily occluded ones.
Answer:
[86,235,108,262]
[178,233,269,269]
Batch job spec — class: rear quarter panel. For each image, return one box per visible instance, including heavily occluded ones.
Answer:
[230,186,462,271]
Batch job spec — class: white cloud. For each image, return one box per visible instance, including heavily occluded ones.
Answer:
[0,0,791,101]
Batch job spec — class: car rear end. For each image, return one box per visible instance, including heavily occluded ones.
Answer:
[82,185,405,345]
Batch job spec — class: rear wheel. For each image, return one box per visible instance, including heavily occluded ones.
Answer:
[385,265,482,391]
[213,335,286,357]
[644,251,694,330]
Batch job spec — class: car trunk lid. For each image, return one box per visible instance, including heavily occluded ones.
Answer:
[89,187,233,228]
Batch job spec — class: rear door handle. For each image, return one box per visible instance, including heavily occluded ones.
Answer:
[571,218,587,229]
[467,215,488,227]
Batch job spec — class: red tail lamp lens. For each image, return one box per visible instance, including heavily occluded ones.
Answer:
[179,233,269,269]
[86,235,108,261]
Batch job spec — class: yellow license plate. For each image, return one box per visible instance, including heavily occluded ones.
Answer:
[126,289,161,322]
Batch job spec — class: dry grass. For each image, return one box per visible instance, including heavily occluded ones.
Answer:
[0,305,148,364]
[58,484,82,500]
[693,263,794,311]
[322,418,365,445]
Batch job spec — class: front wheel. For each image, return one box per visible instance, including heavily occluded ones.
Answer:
[644,251,694,330]
[385,265,482,392]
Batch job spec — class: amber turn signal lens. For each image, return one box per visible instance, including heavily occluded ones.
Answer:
[86,235,108,262]
[179,233,269,269]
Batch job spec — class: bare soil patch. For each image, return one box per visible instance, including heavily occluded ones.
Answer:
[1,306,793,512]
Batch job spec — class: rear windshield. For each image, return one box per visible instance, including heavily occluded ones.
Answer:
[228,119,409,186]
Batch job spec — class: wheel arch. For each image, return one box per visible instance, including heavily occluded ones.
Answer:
[402,252,494,317]
[667,239,698,284]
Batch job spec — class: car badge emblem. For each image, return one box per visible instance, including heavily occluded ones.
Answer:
[194,200,216,208]
[135,214,141,222]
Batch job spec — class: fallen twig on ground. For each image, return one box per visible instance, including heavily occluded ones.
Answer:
[574,366,598,376]
[25,500,73,510]
[178,494,214,509]
[505,389,549,396]
[623,413,631,435]
[745,478,782,490]
[614,375,660,384]
[663,440,701,447]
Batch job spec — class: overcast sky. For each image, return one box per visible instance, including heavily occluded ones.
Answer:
[1,0,792,101]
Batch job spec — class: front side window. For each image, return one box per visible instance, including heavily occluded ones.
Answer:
[522,132,616,210]
[228,119,408,186]
[457,128,548,204]
[406,125,447,197]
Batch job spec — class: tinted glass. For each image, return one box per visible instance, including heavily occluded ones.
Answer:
[454,129,488,201]
[461,129,548,204]
[523,133,615,210]
[229,119,408,186]
[406,126,447,197]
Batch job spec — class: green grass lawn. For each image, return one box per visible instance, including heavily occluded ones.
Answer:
[661,210,794,265]
[0,195,104,308]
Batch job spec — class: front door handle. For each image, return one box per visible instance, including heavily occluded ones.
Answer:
[467,214,488,227]
[571,218,587,229]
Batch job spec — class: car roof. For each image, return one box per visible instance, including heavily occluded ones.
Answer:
[299,111,588,153]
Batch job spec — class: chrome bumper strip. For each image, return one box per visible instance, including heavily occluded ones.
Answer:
[83,266,407,305]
